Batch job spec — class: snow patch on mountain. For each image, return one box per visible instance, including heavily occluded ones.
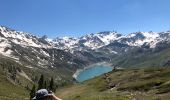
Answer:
[0,26,52,48]
[96,32,122,45]
[52,37,79,49]
[0,36,12,57]
[125,32,160,48]
[79,31,122,49]
[1,26,170,54]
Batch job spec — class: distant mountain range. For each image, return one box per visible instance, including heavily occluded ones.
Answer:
[1,26,170,82]
[0,26,112,82]
[1,26,170,56]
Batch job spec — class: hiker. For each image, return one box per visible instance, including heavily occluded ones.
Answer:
[33,89,62,100]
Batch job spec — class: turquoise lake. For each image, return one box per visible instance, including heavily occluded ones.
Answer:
[76,64,113,82]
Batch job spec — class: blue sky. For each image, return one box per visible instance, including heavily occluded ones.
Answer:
[0,0,170,38]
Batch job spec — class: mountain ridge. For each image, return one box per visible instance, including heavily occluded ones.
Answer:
[1,26,170,51]
[1,26,170,69]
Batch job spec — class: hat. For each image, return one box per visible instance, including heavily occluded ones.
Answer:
[33,89,52,100]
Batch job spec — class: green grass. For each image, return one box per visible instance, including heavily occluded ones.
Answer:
[0,56,32,100]
[56,68,170,100]
[0,55,74,100]
[0,70,29,100]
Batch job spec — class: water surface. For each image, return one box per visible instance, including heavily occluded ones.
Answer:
[76,63,113,82]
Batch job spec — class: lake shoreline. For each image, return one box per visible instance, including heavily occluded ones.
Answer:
[72,62,114,79]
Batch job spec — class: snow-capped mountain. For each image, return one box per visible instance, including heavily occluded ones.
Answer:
[93,31,122,45]
[0,26,108,70]
[0,26,55,60]
[2,25,170,85]
[52,37,79,49]
[48,31,122,50]
[79,31,122,49]
[1,26,170,56]
[50,31,169,51]
[0,26,52,48]
[118,31,160,48]
[2,25,170,79]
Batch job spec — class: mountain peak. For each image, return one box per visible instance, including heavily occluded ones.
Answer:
[1,26,170,51]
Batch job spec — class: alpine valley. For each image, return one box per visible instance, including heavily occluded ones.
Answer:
[1,26,170,99]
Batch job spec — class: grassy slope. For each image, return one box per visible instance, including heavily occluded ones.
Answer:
[56,68,170,100]
[0,54,74,100]
[111,47,170,68]
[0,70,29,100]
[0,56,33,100]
